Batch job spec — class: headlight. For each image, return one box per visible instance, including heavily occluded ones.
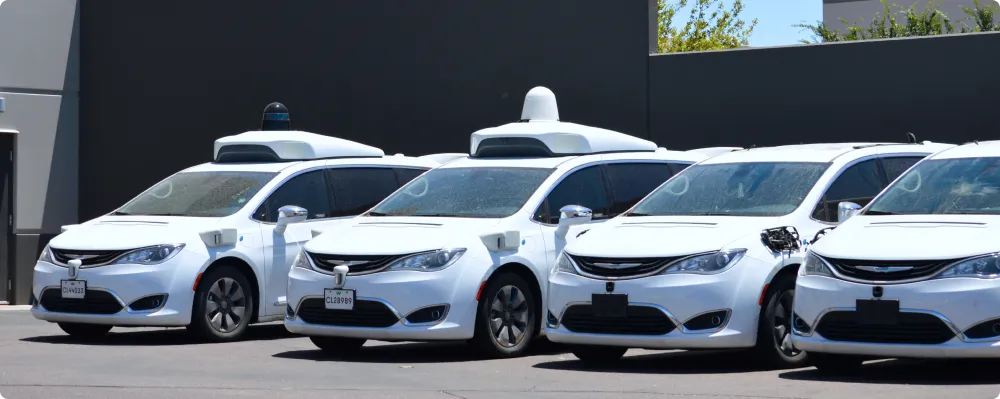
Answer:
[552,252,578,277]
[662,249,746,275]
[387,248,466,272]
[38,245,53,263]
[935,254,1000,279]
[801,252,833,277]
[292,251,311,270]
[112,244,185,265]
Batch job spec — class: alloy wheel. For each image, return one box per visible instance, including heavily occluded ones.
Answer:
[205,277,247,333]
[772,290,800,358]
[489,285,530,347]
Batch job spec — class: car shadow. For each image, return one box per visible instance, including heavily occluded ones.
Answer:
[532,349,796,374]
[779,358,1000,385]
[273,337,570,364]
[20,323,299,346]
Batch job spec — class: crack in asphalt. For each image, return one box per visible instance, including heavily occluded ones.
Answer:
[0,384,810,398]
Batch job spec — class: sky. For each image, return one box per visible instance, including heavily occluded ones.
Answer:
[669,0,824,47]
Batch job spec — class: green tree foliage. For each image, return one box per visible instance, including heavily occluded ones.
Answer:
[795,0,1000,43]
[657,0,759,53]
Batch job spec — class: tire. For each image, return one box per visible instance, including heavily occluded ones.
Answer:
[58,322,112,339]
[810,353,863,376]
[571,345,628,363]
[310,336,366,356]
[187,265,255,342]
[754,274,808,368]
[470,272,538,358]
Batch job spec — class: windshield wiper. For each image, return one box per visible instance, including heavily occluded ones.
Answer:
[412,213,464,217]
[141,212,187,217]
[109,211,132,216]
[864,210,896,215]
[692,212,734,216]
[366,211,391,216]
[626,212,655,217]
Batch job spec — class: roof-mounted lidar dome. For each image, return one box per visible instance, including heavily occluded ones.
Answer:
[519,86,559,122]
[470,86,657,158]
[261,102,291,131]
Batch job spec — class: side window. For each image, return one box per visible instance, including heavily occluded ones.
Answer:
[394,168,427,185]
[880,156,925,183]
[668,162,694,175]
[538,165,610,224]
[604,163,674,216]
[327,168,400,217]
[253,170,332,222]
[812,159,882,223]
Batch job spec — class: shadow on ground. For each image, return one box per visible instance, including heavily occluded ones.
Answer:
[20,323,298,346]
[779,358,1000,386]
[532,349,786,375]
[273,337,570,364]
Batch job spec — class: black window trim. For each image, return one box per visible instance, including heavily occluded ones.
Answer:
[250,164,430,225]
[808,154,928,225]
[529,160,689,227]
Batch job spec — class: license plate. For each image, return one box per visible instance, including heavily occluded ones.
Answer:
[856,299,899,325]
[592,293,628,318]
[324,289,355,310]
[61,280,86,299]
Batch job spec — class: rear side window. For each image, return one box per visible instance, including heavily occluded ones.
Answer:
[537,165,611,224]
[253,170,333,222]
[880,156,925,183]
[812,159,882,222]
[604,163,675,216]
[327,168,401,217]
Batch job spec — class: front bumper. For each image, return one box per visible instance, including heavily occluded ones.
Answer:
[543,261,766,349]
[30,251,205,327]
[283,257,484,341]
[792,274,1000,358]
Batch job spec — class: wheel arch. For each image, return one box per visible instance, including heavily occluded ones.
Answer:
[196,257,262,324]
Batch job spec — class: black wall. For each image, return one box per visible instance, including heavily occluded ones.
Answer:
[79,0,651,220]
[648,32,1000,149]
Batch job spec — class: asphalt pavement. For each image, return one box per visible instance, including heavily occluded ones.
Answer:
[1,309,998,399]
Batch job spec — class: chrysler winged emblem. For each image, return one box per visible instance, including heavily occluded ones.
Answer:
[65,254,100,260]
[327,260,367,267]
[856,266,914,273]
[67,259,82,280]
[593,262,642,269]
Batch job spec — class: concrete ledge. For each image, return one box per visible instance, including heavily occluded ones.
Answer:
[0,305,31,311]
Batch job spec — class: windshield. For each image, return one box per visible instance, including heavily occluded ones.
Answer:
[630,162,830,217]
[114,171,276,217]
[368,167,553,218]
[866,157,1000,215]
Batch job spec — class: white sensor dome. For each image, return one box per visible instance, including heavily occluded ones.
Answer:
[520,86,559,121]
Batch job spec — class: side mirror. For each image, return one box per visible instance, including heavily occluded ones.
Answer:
[837,202,862,224]
[275,205,308,235]
[555,205,592,239]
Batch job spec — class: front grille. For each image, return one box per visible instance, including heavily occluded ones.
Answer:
[51,248,131,267]
[569,255,683,279]
[561,305,675,335]
[821,256,959,282]
[306,252,407,275]
[815,311,956,344]
[296,298,399,327]
[39,289,124,314]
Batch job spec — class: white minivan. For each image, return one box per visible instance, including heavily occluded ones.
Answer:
[545,141,953,367]
[793,141,1000,374]
[32,129,456,341]
[284,87,734,358]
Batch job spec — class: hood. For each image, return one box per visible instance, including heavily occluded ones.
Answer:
[567,216,780,257]
[305,216,502,255]
[812,214,1000,261]
[49,216,223,251]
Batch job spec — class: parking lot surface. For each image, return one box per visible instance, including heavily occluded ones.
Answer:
[1,310,999,399]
